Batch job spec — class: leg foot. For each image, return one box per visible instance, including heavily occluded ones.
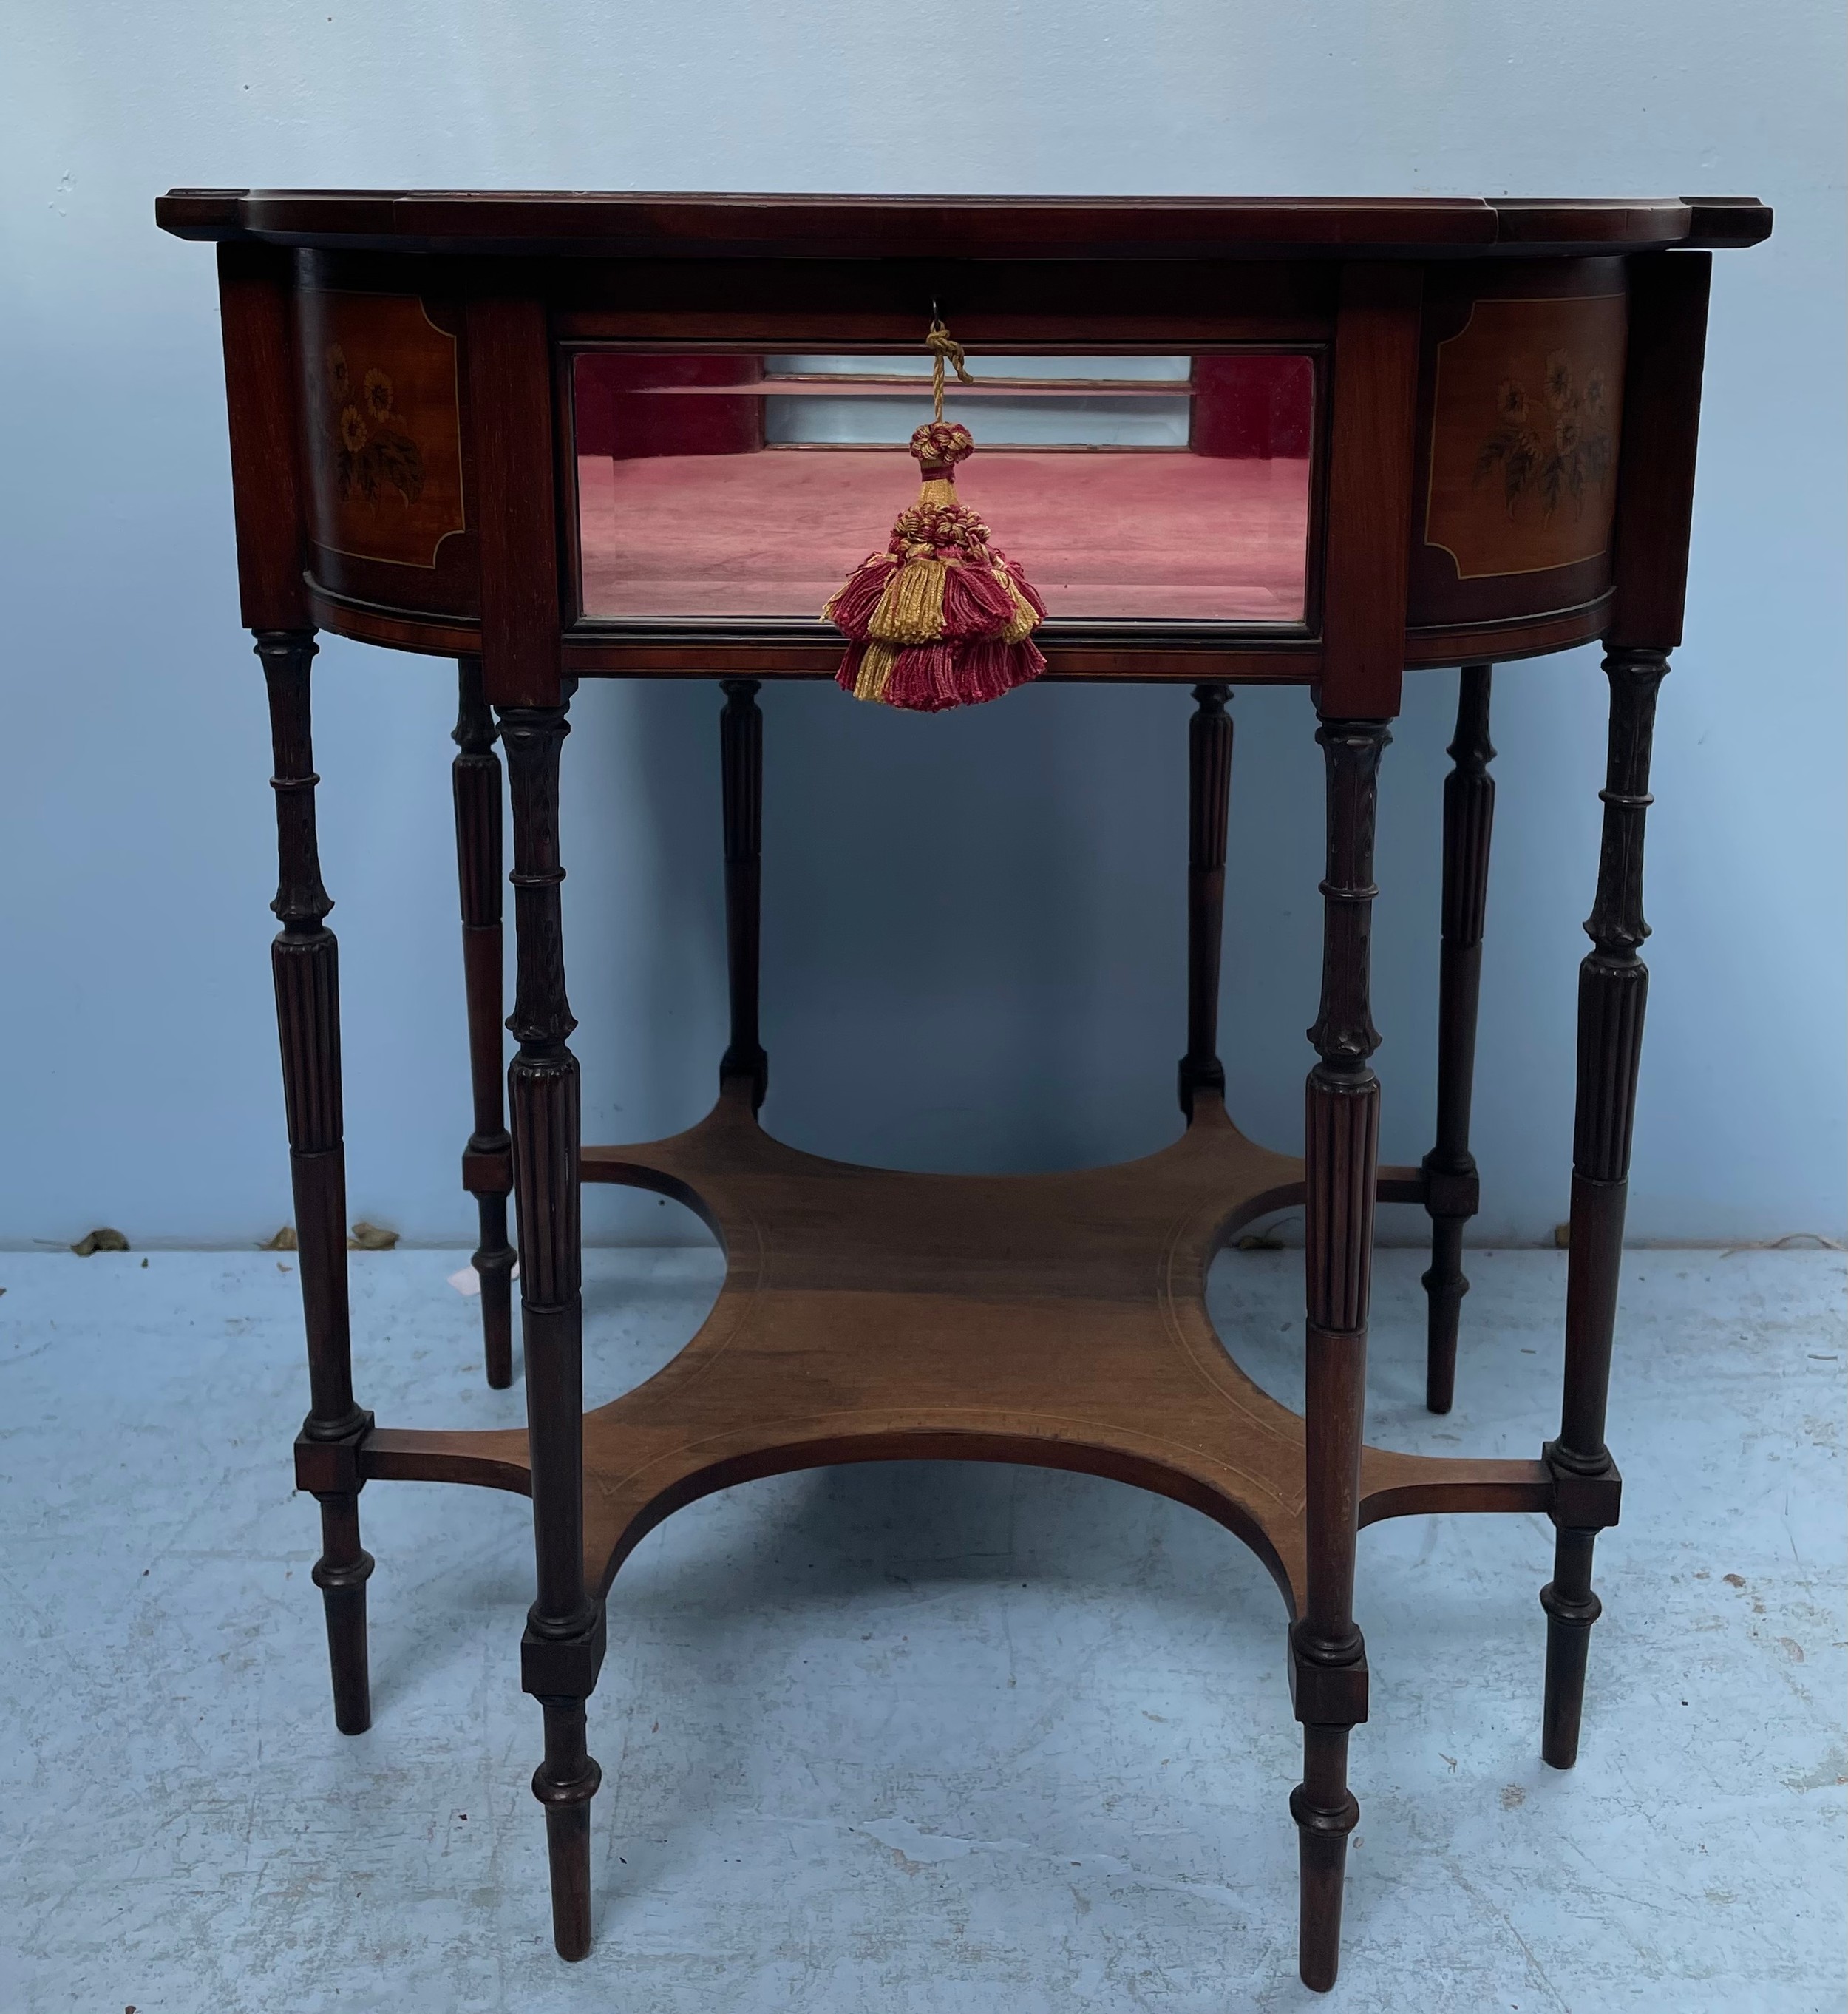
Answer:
[312,1493,375,1735]
[1421,1215,1466,1414]
[475,1201,515,1389]
[1292,1724,1360,1992]
[534,1695,601,1959]
[1540,1528,1603,1768]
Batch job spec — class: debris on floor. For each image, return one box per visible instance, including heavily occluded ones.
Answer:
[69,1227,129,1255]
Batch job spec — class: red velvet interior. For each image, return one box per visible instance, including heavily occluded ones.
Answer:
[577,450,1310,621]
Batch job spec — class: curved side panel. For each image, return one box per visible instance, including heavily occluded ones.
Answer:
[307,582,480,656]
[1404,590,1614,670]
[296,257,480,620]
[1407,258,1629,634]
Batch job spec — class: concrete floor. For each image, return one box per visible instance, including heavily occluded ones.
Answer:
[0,1244,1841,2013]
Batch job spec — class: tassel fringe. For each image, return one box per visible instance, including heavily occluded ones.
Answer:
[822,420,1047,712]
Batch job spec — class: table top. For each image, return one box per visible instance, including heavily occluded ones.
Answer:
[156,189,1773,260]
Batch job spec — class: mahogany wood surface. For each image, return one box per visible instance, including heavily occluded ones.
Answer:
[499,690,603,1960]
[466,294,565,709]
[214,245,310,631]
[1539,647,1661,1767]
[451,656,515,1389]
[1409,260,1630,631]
[1290,716,1389,1985]
[1608,253,1713,651]
[1421,665,1495,1414]
[264,632,373,1735]
[1178,683,1234,1114]
[157,189,1770,259]
[299,583,1624,682]
[1318,266,1421,716]
[367,1088,1552,1613]
[162,189,1768,1992]
[717,680,767,1108]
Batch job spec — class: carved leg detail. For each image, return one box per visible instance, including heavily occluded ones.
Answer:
[453,656,515,1387]
[719,679,768,1108]
[1540,648,1659,1768]
[1422,664,1495,1413]
[261,630,374,1737]
[1178,683,1234,1116]
[1292,716,1389,1993]
[498,691,605,1959]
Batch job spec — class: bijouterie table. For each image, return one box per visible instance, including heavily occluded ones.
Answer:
[155,188,1770,1991]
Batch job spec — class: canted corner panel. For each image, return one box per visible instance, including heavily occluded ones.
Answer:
[298,289,468,569]
[1424,294,1628,581]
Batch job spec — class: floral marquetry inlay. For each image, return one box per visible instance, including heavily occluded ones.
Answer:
[1424,294,1627,580]
[299,290,466,569]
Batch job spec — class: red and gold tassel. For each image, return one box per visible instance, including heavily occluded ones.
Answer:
[823,320,1047,712]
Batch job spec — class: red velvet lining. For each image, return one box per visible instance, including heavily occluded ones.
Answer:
[577,450,1309,621]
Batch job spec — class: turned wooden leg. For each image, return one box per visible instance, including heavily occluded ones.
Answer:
[1291,715,1388,1993]
[260,631,375,1737]
[1178,682,1234,1116]
[534,1692,601,1957]
[1421,664,1495,1414]
[498,690,605,1960]
[452,655,516,1388]
[1540,649,1658,1767]
[719,679,768,1108]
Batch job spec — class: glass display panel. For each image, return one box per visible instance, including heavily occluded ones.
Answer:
[572,351,1314,623]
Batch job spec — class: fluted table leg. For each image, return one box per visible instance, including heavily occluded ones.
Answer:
[1291,715,1390,1993]
[498,690,604,1960]
[261,630,374,1737]
[1421,663,1495,1413]
[452,654,515,1388]
[1178,683,1234,1116]
[1540,648,1658,1767]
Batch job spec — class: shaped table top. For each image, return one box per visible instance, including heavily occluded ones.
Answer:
[156,189,1773,260]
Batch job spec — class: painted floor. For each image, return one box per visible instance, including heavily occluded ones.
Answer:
[0,1246,1841,2013]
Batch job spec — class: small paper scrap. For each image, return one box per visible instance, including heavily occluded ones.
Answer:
[449,1261,519,1297]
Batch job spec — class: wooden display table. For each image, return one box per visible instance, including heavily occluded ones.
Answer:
[156,189,1770,1990]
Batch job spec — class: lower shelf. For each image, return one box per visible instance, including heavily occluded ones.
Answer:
[364,1085,1554,1615]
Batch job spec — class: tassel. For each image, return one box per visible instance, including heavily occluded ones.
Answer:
[880,642,962,712]
[826,554,897,634]
[823,319,1047,711]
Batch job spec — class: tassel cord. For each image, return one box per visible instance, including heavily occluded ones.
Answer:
[926,316,974,424]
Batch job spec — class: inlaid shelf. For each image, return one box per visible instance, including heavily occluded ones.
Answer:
[368,1084,1555,1608]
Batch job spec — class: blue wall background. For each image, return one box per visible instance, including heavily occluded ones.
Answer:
[1,1,1841,1247]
